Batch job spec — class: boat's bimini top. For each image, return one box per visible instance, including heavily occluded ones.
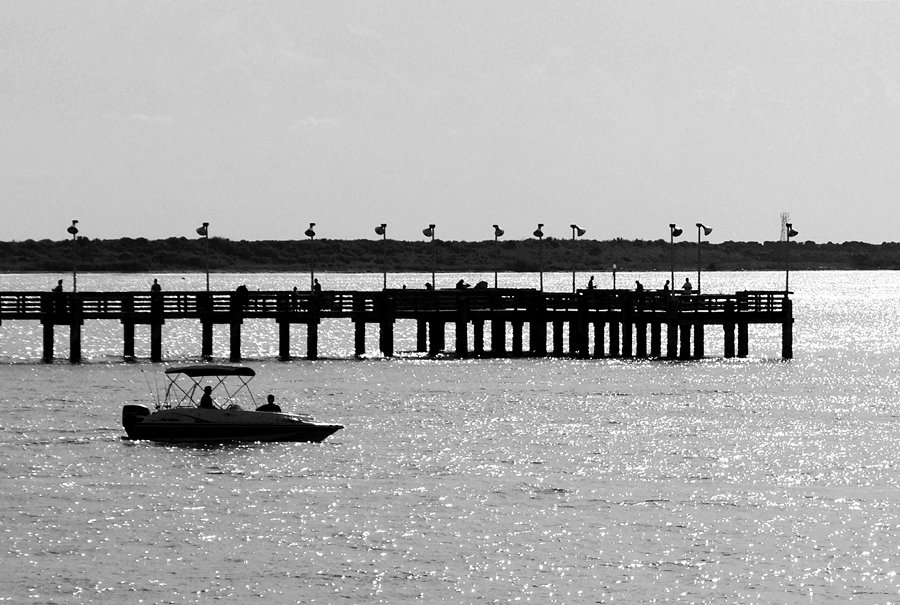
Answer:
[165,365,256,378]
[161,365,258,409]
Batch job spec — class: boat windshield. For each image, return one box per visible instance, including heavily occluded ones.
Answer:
[161,365,258,410]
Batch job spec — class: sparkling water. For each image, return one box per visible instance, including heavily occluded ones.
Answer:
[2,271,899,604]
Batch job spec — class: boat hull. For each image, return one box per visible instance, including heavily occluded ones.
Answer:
[122,405,342,443]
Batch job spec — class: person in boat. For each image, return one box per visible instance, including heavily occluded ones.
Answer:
[198,386,215,409]
[256,394,282,412]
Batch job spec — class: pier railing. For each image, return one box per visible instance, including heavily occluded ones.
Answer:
[0,289,789,320]
[0,288,793,362]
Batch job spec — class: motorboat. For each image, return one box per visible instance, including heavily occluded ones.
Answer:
[122,365,343,443]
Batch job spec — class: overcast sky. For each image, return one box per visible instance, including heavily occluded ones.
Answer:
[1,1,897,244]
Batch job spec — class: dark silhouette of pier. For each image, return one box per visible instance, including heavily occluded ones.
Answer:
[0,289,794,362]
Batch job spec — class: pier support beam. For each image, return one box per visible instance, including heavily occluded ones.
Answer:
[679,323,691,359]
[666,322,678,359]
[42,322,54,362]
[417,319,427,353]
[150,322,163,362]
[724,323,735,358]
[429,319,444,355]
[782,299,794,359]
[636,321,648,358]
[530,320,547,356]
[575,318,589,359]
[229,321,242,362]
[593,321,605,358]
[724,301,735,358]
[473,320,484,356]
[455,318,468,358]
[609,321,620,357]
[491,319,506,356]
[307,321,319,360]
[552,320,564,356]
[123,322,135,359]
[622,321,633,358]
[279,320,292,360]
[693,324,705,359]
[201,321,213,358]
[650,322,661,357]
[69,322,82,363]
[737,323,749,358]
[354,320,366,357]
[568,320,579,356]
[380,320,394,357]
[511,321,524,356]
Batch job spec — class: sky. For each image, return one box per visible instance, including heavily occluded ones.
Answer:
[1,1,898,244]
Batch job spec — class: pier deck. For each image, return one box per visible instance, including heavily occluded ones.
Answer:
[0,289,794,362]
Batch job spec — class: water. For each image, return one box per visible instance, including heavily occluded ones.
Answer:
[2,271,900,604]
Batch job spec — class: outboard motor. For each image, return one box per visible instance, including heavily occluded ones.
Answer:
[122,404,150,435]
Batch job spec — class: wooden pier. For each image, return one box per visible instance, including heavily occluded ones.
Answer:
[0,289,794,362]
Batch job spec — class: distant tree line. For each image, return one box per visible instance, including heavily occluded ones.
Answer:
[2,236,900,274]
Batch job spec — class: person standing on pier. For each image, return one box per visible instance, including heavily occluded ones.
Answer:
[51,279,65,313]
[313,279,322,293]
[587,276,595,290]
[682,278,693,294]
[150,279,161,292]
[635,280,643,292]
